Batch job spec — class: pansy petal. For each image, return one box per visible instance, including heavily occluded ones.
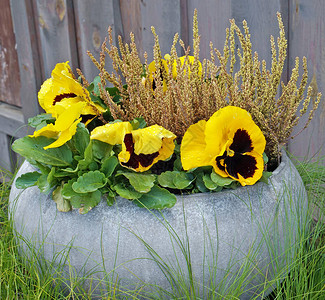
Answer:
[148,59,169,92]
[55,102,85,131]
[132,125,176,155]
[119,125,176,172]
[38,62,105,118]
[32,123,58,138]
[205,106,266,157]
[38,78,55,113]
[157,136,175,161]
[44,118,81,150]
[226,152,265,186]
[171,55,202,79]
[181,120,212,170]
[90,122,133,145]
[182,106,266,185]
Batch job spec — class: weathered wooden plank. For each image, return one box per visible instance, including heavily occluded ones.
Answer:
[0,0,21,107]
[0,103,27,138]
[34,0,78,79]
[0,133,14,172]
[139,0,182,62]
[73,0,116,81]
[287,0,325,160]
[230,0,288,70]
[119,0,143,56]
[10,0,42,121]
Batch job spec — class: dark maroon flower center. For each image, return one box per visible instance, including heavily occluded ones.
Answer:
[215,129,257,179]
[122,133,159,169]
[152,67,165,90]
[53,93,77,105]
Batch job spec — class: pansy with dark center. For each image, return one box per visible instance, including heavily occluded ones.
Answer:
[121,133,159,169]
[38,62,105,118]
[53,93,77,105]
[215,128,258,180]
[181,106,266,186]
[90,122,176,172]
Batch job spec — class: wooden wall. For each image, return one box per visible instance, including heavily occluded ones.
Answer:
[1,0,324,171]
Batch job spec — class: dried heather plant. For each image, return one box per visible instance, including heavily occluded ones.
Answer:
[213,12,321,166]
[87,10,321,167]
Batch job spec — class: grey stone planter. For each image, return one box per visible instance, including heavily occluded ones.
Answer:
[9,150,308,299]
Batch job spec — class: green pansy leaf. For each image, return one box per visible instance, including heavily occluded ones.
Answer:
[47,167,58,184]
[70,190,102,214]
[203,174,222,191]
[113,182,142,199]
[263,152,269,164]
[37,174,50,193]
[70,123,90,156]
[157,171,176,188]
[130,117,147,130]
[77,141,93,170]
[106,86,124,104]
[194,172,209,193]
[72,170,107,193]
[53,184,72,212]
[100,156,118,177]
[53,166,79,178]
[15,171,42,189]
[210,171,234,186]
[119,172,156,193]
[28,114,55,128]
[33,161,51,175]
[92,76,102,96]
[259,171,273,184]
[173,172,195,189]
[223,181,240,189]
[158,171,194,190]
[87,82,94,93]
[61,179,77,199]
[92,139,113,161]
[136,186,177,209]
[37,167,58,193]
[88,161,99,171]
[173,157,183,171]
[106,196,115,206]
[60,165,79,173]
[12,136,73,167]
[102,189,116,206]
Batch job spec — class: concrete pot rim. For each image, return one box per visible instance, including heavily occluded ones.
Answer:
[8,148,306,299]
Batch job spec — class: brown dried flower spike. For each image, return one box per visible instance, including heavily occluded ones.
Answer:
[87,10,321,167]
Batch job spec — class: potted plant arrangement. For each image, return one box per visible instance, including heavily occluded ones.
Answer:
[9,11,320,299]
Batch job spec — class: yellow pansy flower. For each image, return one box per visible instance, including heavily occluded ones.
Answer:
[90,121,133,145]
[31,102,85,150]
[164,54,202,79]
[181,106,266,186]
[91,123,176,172]
[147,58,169,92]
[119,125,176,172]
[38,62,105,118]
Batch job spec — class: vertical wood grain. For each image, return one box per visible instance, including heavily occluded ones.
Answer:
[187,0,231,60]
[0,0,21,107]
[119,0,143,57]
[230,0,288,71]
[10,0,42,121]
[33,0,78,79]
[73,0,116,81]
[139,0,182,62]
[288,0,325,159]
[0,133,13,171]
